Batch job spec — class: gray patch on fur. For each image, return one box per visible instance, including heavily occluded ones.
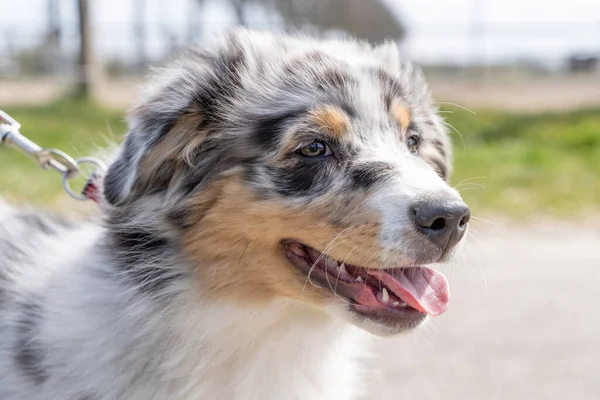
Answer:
[15,298,47,385]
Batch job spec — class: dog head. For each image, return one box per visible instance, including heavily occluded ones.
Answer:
[103,29,469,336]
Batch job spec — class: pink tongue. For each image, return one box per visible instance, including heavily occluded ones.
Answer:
[367,267,450,316]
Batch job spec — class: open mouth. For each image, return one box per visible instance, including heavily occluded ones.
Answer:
[284,241,450,329]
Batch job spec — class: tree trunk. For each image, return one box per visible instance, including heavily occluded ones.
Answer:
[74,0,98,99]
[134,0,147,73]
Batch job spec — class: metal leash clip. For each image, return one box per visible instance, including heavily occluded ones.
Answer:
[0,109,106,202]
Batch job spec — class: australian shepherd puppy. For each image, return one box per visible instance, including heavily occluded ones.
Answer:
[0,29,469,399]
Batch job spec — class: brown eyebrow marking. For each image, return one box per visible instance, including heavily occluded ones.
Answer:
[309,106,350,138]
[390,98,411,131]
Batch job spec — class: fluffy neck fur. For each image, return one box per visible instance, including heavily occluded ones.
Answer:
[24,223,369,400]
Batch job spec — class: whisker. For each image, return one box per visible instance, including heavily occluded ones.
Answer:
[434,101,477,115]
[466,230,484,245]
[418,329,433,348]
[231,237,246,246]
[237,241,250,267]
[453,176,487,187]
[301,227,355,301]
[455,183,487,191]
[334,246,357,292]
[327,246,358,306]
[441,120,466,151]
[470,215,507,233]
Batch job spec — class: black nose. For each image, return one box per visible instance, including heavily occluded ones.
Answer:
[411,197,471,250]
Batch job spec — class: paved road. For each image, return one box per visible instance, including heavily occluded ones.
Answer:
[371,221,600,400]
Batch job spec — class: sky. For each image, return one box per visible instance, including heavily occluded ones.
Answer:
[0,0,599,66]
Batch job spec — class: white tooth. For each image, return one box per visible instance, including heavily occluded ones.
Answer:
[392,301,400,307]
[355,276,363,283]
[339,262,348,274]
[326,257,338,270]
[381,288,389,304]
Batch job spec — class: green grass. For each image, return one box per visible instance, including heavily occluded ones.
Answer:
[1,99,599,217]
[446,108,600,217]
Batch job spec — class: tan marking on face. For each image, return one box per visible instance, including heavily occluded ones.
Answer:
[183,175,384,307]
[391,99,411,131]
[309,106,350,138]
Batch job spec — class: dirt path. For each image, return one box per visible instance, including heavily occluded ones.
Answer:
[370,221,600,399]
[2,75,599,111]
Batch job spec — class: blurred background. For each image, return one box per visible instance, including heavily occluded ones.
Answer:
[0,1,599,399]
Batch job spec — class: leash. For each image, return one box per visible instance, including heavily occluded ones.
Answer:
[0,110,107,209]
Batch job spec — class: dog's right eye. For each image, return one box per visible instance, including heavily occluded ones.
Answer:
[296,141,332,158]
[406,135,420,155]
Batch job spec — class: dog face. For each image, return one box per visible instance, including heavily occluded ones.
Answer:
[103,29,469,336]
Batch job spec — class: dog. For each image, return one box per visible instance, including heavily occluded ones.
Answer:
[0,29,469,400]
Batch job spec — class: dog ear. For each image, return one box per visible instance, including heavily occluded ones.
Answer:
[103,35,248,206]
[372,42,434,106]
[103,97,188,206]
[372,41,401,72]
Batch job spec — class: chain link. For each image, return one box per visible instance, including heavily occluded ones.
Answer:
[1,109,106,201]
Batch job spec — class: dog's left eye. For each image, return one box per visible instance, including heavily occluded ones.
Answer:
[297,141,332,158]
[407,135,420,155]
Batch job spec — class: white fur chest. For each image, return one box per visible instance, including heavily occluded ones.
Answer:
[155,299,370,400]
